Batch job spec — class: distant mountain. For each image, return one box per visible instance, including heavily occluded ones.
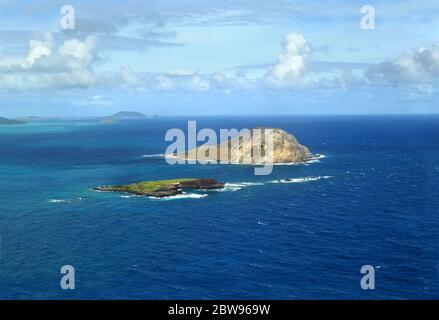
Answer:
[0,116,26,125]
[99,111,149,124]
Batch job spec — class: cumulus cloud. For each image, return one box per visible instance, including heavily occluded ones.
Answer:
[188,75,211,91]
[155,75,175,90]
[366,44,439,84]
[152,72,256,92]
[0,33,98,90]
[267,32,311,85]
[118,66,142,87]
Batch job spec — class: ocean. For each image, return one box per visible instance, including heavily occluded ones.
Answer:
[0,115,438,299]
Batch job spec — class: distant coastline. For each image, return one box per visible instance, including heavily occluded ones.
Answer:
[0,116,26,125]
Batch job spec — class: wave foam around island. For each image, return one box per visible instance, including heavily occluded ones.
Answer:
[214,176,333,192]
[141,154,165,158]
[49,199,72,204]
[306,154,327,164]
[113,175,333,201]
[49,197,84,204]
[149,193,209,200]
[272,154,327,166]
[269,176,333,184]
[214,182,265,192]
[142,153,327,165]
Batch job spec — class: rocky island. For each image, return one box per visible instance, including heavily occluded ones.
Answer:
[173,127,314,164]
[99,111,149,124]
[95,178,225,198]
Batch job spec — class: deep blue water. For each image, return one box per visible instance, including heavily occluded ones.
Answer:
[0,115,438,299]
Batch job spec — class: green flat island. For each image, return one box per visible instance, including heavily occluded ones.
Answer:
[108,179,196,193]
[94,178,225,198]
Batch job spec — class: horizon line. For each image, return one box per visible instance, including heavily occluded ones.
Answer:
[4,113,439,119]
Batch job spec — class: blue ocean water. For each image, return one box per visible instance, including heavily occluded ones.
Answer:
[0,115,438,299]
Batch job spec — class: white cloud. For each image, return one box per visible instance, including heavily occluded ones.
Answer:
[267,32,311,85]
[8,30,438,96]
[144,72,255,92]
[0,33,97,90]
[74,94,115,106]
[155,75,175,90]
[118,66,141,87]
[188,75,211,91]
[27,39,51,64]
[58,37,97,63]
[366,44,439,84]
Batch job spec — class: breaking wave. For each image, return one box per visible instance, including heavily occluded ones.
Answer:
[273,154,327,166]
[269,176,333,184]
[215,176,332,192]
[214,182,265,192]
[49,197,84,204]
[149,193,208,200]
[306,154,327,164]
[141,154,165,158]
[120,195,139,199]
[49,199,72,204]
[144,153,326,165]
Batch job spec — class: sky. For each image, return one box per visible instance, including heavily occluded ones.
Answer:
[0,0,438,117]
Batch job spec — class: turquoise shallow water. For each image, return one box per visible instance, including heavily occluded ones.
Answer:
[0,115,438,299]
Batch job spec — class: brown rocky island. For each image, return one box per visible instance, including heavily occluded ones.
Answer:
[95,178,225,198]
[171,127,315,164]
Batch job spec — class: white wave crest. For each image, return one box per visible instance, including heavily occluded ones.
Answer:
[273,154,326,165]
[214,181,264,192]
[306,154,327,164]
[141,154,164,158]
[49,197,84,204]
[270,176,333,184]
[216,183,243,192]
[49,199,72,204]
[150,193,208,200]
[240,182,264,186]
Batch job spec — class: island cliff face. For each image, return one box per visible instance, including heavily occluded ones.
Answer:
[176,127,312,164]
[95,178,224,198]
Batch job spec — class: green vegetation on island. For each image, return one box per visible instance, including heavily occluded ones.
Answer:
[95,178,225,197]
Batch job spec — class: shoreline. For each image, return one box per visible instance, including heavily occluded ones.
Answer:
[162,153,325,166]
